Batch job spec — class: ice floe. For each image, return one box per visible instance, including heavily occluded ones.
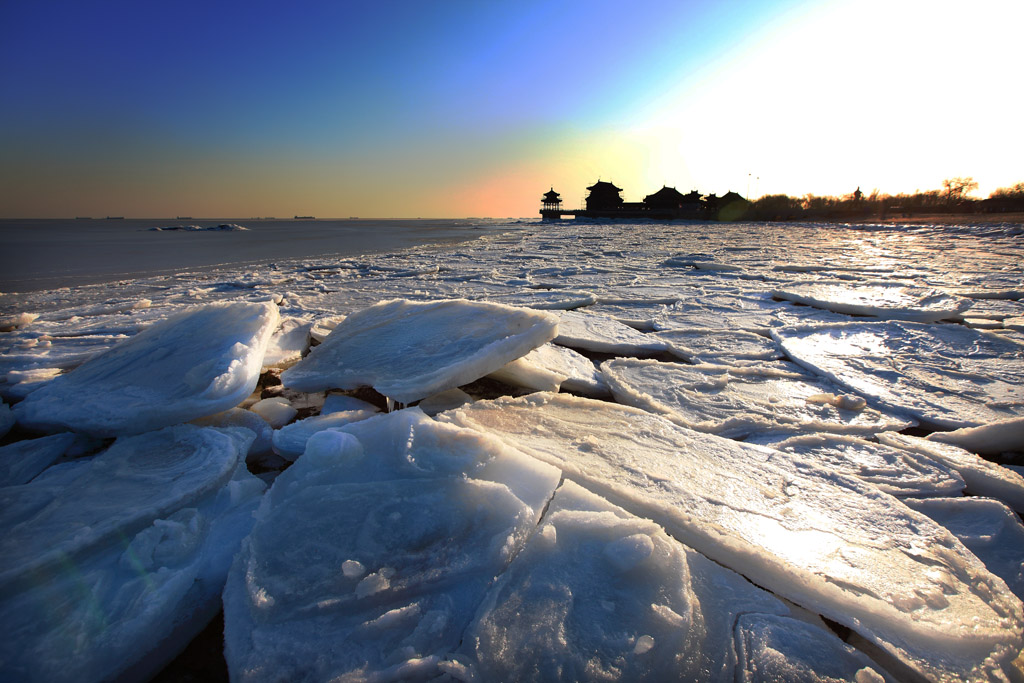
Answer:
[442,393,1024,682]
[281,298,559,403]
[249,396,297,428]
[654,327,783,363]
[261,316,311,367]
[877,432,1024,512]
[222,409,561,681]
[0,432,79,486]
[771,282,972,322]
[554,310,668,355]
[13,301,279,436]
[489,342,608,396]
[452,480,891,682]
[0,425,264,682]
[748,432,965,498]
[600,359,915,438]
[904,496,1024,602]
[772,321,1024,430]
[926,416,1024,456]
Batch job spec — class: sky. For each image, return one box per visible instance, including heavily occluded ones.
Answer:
[1,0,1021,218]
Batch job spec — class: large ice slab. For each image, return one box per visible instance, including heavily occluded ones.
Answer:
[281,299,559,403]
[655,327,783,363]
[223,409,561,682]
[877,432,1024,512]
[601,359,914,438]
[926,416,1024,456]
[772,321,1024,430]
[771,282,972,322]
[13,301,279,436]
[0,432,78,486]
[904,497,1024,602]
[489,342,608,396]
[0,425,246,588]
[452,480,890,682]
[441,393,1024,682]
[0,425,264,683]
[749,433,965,498]
[554,310,668,355]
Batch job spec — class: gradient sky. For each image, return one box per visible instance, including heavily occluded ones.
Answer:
[1,0,1020,218]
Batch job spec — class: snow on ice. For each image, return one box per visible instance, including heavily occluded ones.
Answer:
[1,218,1023,681]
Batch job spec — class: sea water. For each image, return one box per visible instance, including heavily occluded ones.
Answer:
[0,218,517,292]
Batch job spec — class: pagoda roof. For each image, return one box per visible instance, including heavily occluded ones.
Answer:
[587,180,623,192]
[644,186,686,202]
[542,188,561,200]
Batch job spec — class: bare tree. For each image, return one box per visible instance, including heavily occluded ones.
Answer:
[942,177,979,204]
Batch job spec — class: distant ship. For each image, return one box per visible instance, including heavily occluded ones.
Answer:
[106,216,124,220]
[294,215,315,220]
[176,216,192,220]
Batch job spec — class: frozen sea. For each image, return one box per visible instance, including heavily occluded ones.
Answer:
[1,217,1024,682]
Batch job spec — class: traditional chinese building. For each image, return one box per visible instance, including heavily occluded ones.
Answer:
[540,180,743,220]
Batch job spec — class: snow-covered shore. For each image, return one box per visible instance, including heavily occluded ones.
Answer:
[1,219,1023,682]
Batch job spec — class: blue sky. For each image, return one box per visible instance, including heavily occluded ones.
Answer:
[1,0,1020,217]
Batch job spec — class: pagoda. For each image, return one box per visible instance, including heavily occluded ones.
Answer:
[542,188,562,211]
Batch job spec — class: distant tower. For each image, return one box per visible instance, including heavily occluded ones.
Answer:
[541,188,563,220]
[542,188,562,211]
[585,180,624,212]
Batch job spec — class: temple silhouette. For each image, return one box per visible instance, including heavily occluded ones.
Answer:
[541,181,750,221]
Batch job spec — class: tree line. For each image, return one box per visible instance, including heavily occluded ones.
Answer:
[741,179,1024,221]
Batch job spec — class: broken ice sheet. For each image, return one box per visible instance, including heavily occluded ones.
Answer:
[652,292,792,333]
[772,321,1024,430]
[926,416,1024,456]
[13,301,280,436]
[600,359,914,439]
[877,432,1024,512]
[261,316,311,368]
[735,613,893,683]
[441,393,1024,682]
[223,409,561,682]
[748,433,964,498]
[486,288,597,310]
[451,480,891,682]
[0,432,79,486]
[771,281,972,322]
[653,326,783,363]
[903,496,1024,602]
[488,342,608,397]
[0,425,264,683]
[554,310,668,355]
[280,298,559,403]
